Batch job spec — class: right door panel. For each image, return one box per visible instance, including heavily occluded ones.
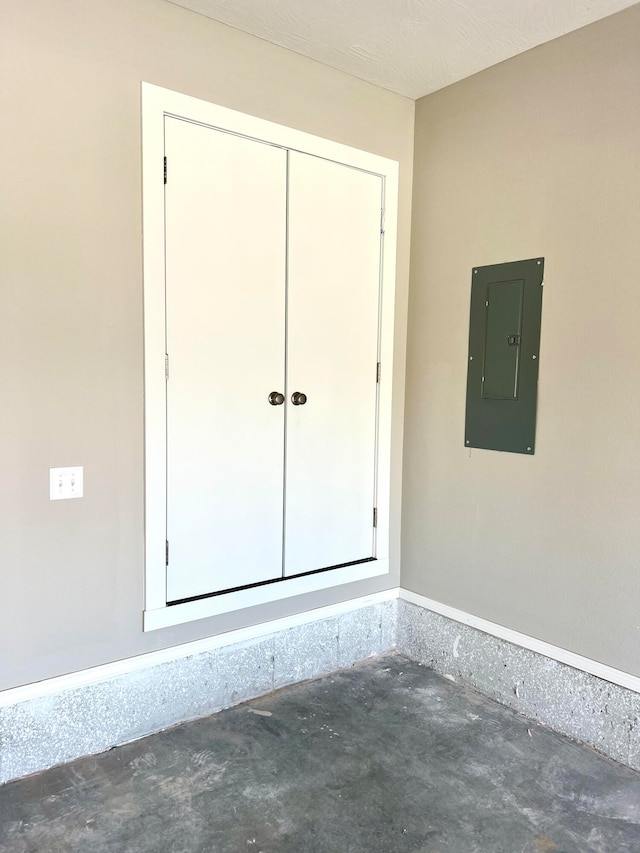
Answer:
[285,152,383,576]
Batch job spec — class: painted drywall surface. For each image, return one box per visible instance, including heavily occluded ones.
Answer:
[403,6,640,676]
[0,0,413,690]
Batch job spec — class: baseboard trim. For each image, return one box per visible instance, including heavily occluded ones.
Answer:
[7,586,635,709]
[3,586,639,784]
[398,589,640,696]
[0,589,399,709]
[0,591,399,784]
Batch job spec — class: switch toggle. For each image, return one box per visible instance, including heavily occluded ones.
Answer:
[50,466,84,500]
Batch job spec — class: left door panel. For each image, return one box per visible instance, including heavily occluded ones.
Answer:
[164,117,287,602]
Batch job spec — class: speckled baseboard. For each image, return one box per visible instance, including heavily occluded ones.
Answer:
[0,598,397,785]
[3,593,639,784]
[396,598,640,772]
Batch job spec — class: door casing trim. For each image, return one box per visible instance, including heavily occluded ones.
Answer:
[141,82,399,629]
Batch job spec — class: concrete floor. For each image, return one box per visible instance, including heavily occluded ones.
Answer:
[1,655,640,853]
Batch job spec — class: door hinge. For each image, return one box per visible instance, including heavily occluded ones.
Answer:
[164,156,167,185]
[165,540,169,566]
[165,353,169,380]
[376,362,381,383]
[373,508,377,528]
[380,208,385,235]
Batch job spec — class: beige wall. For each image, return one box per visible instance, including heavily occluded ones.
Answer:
[0,0,414,690]
[403,6,640,675]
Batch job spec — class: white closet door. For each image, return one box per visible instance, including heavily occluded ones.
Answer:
[285,152,383,576]
[164,117,287,602]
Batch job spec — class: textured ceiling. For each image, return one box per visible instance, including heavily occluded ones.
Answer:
[167,0,637,99]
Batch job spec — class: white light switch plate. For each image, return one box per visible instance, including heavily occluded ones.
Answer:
[50,466,84,500]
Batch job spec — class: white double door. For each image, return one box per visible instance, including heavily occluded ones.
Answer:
[164,117,383,602]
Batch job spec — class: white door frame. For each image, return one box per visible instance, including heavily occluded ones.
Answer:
[141,82,398,631]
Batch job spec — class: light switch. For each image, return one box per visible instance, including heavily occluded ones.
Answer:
[50,466,84,500]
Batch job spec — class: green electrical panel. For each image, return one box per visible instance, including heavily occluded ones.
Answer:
[464,257,544,454]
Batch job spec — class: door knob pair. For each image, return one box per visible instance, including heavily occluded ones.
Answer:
[268,391,307,406]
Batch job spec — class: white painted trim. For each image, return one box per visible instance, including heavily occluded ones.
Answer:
[374,166,398,564]
[141,83,168,611]
[142,82,398,175]
[399,589,640,695]
[141,82,399,625]
[144,559,390,630]
[0,589,399,709]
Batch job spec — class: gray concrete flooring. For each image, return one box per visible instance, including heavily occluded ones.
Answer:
[1,654,640,853]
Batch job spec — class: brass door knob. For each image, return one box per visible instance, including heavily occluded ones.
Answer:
[291,391,307,406]
[268,391,285,406]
